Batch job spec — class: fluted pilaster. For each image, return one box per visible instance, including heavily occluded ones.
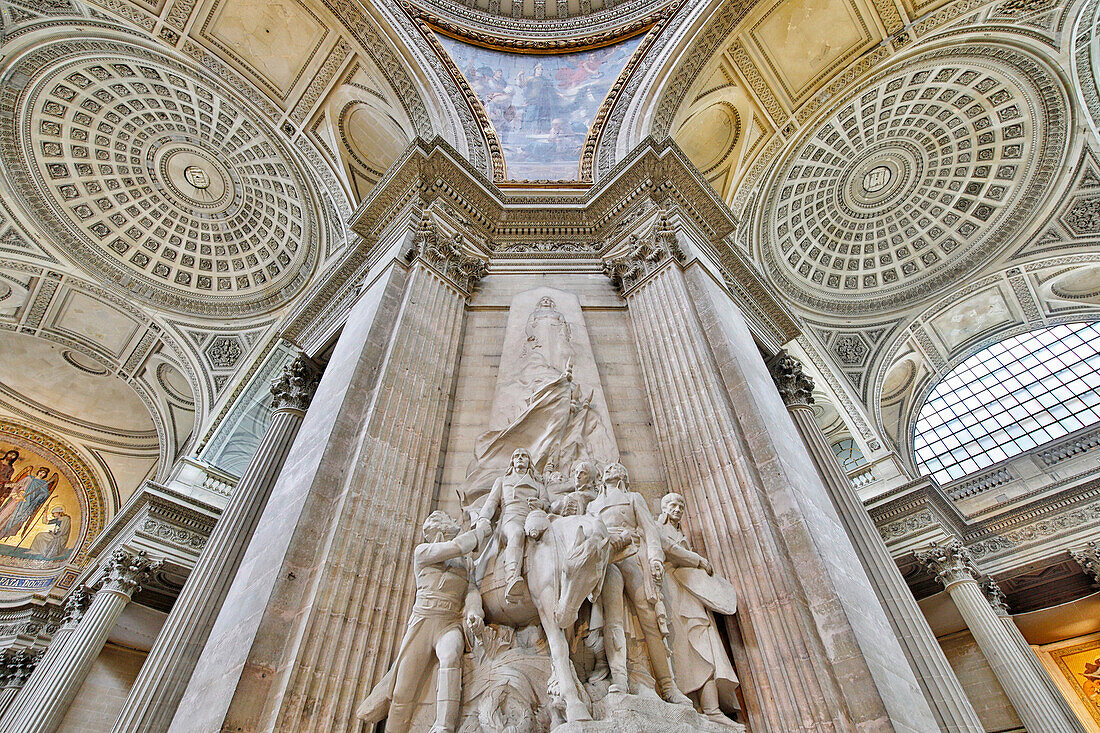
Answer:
[773,351,983,733]
[917,542,1084,733]
[111,355,320,733]
[0,586,90,732]
[7,551,159,733]
[607,248,879,732]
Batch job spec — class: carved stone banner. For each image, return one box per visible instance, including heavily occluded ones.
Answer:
[464,287,619,502]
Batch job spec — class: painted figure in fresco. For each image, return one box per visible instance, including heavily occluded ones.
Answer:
[28,505,71,559]
[519,62,562,135]
[0,467,57,542]
[0,449,20,506]
[656,493,741,724]
[586,463,691,705]
[357,510,490,733]
[477,448,550,603]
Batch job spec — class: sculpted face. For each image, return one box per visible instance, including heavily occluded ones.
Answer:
[511,449,532,473]
[601,462,628,489]
[572,460,595,489]
[538,296,555,309]
[662,493,685,523]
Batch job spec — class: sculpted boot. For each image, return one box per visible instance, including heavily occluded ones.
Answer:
[656,676,693,706]
[428,666,462,733]
[606,624,629,693]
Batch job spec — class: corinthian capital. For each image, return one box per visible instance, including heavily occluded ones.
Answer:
[62,585,92,627]
[1072,541,1100,583]
[982,578,1010,615]
[767,350,815,408]
[0,649,37,686]
[270,354,321,413]
[602,210,686,295]
[100,549,161,598]
[406,210,488,291]
[915,541,979,588]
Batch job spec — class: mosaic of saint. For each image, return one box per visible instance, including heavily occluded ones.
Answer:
[437,34,643,180]
[1052,639,1100,725]
[0,424,95,596]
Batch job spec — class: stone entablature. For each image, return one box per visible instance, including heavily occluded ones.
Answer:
[870,473,1100,576]
[75,481,220,604]
[281,137,800,355]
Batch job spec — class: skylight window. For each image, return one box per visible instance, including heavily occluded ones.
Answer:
[913,321,1100,485]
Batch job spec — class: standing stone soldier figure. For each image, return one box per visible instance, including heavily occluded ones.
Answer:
[357,511,490,733]
[477,448,550,602]
[656,493,741,724]
[587,462,691,705]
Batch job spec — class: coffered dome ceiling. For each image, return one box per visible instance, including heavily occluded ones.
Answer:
[0,38,321,317]
[758,46,1068,315]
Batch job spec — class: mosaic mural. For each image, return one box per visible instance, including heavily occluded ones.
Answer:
[1053,638,1100,725]
[436,34,643,180]
[0,421,103,598]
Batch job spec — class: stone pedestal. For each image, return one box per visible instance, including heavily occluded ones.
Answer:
[111,356,320,733]
[4,550,159,733]
[556,692,745,733]
[917,542,1084,733]
[774,353,984,733]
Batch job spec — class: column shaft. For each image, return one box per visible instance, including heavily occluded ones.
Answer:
[10,589,128,733]
[945,579,1083,733]
[785,402,983,733]
[0,628,70,732]
[112,403,310,733]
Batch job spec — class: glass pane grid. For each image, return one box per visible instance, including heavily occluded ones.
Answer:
[914,321,1100,485]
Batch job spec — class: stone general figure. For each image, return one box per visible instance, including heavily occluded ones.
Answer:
[357,510,490,733]
[657,493,741,724]
[477,448,550,602]
[587,462,691,705]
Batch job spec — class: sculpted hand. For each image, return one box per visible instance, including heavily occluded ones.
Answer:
[465,612,484,636]
[650,559,664,583]
[475,518,492,543]
[699,558,714,575]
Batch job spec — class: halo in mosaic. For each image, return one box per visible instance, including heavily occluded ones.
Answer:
[758,46,1067,314]
[0,39,320,316]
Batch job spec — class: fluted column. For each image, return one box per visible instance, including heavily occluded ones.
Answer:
[771,351,984,733]
[0,650,37,717]
[602,214,936,732]
[172,211,487,733]
[917,542,1084,733]
[111,355,320,733]
[7,550,160,733]
[0,586,90,732]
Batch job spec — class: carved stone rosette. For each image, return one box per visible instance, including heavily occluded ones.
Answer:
[602,211,686,295]
[270,355,321,413]
[767,350,815,408]
[1071,541,1100,583]
[100,549,161,598]
[916,541,979,588]
[406,210,489,292]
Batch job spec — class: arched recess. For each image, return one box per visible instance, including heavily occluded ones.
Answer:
[0,418,109,606]
[311,80,412,204]
[871,257,1100,474]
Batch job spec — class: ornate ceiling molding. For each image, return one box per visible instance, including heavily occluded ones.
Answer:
[755,43,1069,316]
[0,35,325,318]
